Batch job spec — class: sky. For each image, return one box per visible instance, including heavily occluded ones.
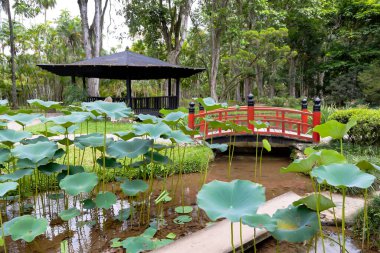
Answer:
[1,0,131,51]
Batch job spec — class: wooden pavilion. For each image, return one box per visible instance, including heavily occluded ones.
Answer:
[37,51,204,115]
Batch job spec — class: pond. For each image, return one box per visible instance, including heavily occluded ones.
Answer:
[4,153,313,253]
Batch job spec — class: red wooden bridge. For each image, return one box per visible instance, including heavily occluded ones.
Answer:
[188,95,321,145]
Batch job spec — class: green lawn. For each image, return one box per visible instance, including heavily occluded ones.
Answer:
[26,120,134,134]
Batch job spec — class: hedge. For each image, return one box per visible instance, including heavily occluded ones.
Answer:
[329,108,380,145]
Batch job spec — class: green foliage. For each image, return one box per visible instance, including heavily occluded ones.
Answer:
[329,108,380,145]
[358,61,380,105]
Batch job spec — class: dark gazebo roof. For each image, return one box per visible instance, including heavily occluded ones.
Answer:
[37,51,205,80]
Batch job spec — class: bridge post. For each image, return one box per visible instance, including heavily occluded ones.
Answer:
[312,97,321,143]
[247,93,255,132]
[199,103,205,134]
[301,98,308,134]
[188,102,195,132]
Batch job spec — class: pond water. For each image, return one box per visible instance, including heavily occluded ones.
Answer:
[3,153,313,253]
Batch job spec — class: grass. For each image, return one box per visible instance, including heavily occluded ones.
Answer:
[26,120,134,134]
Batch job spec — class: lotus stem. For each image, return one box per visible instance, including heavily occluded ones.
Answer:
[329,185,341,245]
[259,146,264,181]
[228,134,232,179]
[317,184,326,253]
[0,209,7,253]
[342,187,346,253]
[361,188,368,250]
[231,222,236,253]
[102,117,107,191]
[340,138,343,155]
[254,132,258,181]
[239,218,244,253]
[66,131,70,175]
[253,228,257,253]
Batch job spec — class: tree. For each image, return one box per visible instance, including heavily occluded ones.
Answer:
[36,0,56,23]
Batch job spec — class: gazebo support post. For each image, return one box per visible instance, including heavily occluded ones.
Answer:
[82,77,86,92]
[71,76,76,84]
[168,78,172,96]
[175,78,180,108]
[126,79,132,107]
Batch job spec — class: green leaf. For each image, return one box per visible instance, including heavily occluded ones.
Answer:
[95,191,117,209]
[115,208,132,221]
[47,114,88,128]
[204,142,228,152]
[38,163,65,175]
[293,193,336,212]
[113,131,136,141]
[8,216,48,242]
[59,172,98,196]
[106,139,152,159]
[20,136,49,145]
[314,149,346,165]
[0,148,10,164]
[142,227,157,238]
[59,208,81,221]
[313,119,357,140]
[57,166,85,182]
[196,97,224,111]
[270,205,319,243]
[0,113,42,127]
[197,180,265,222]
[356,160,380,172]
[120,179,148,196]
[133,122,171,139]
[27,99,61,110]
[280,154,319,173]
[242,214,277,232]
[163,112,186,124]
[311,163,375,188]
[96,156,122,168]
[82,199,96,209]
[110,238,123,248]
[0,129,32,146]
[174,206,193,214]
[250,120,268,130]
[0,169,33,182]
[121,236,155,253]
[166,233,176,239]
[82,101,133,119]
[173,215,192,224]
[74,133,113,149]
[262,139,271,152]
[136,114,161,123]
[0,182,18,197]
[50,125,78,135]
[12,141,58,164]
[144,151,172,164]
[166,130,193,144]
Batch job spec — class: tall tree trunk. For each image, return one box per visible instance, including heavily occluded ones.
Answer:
[243,78,252,100]
[235,83,241,102]
[4,0,17,108]
[288,57,296,97]
[255,65,264,97]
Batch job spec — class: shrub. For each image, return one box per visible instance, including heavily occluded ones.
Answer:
[329,108,380,145]
[354,195,380,250]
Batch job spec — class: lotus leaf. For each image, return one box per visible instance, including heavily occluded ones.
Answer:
[263,139,271,152]
[173,215,192,224]
[57,137,74,146]
[50,125,79,134]
[153,144,172,151]
[47,114,88,128]
[0,129,32,146]
[144,151,172,164]
[74,133,113,149]
[356,160,380,172]
[27,99,61,110]
[0,182,18,197]
[106,139,152,159]
[96,156,122,168]
[137,114,161,123]
[159,107,187,116]
[250,120,269,130]
[59,172,98,196]
[95,191,117,209]
[57,166,85,183]
[280,154,318,173]
[20,136,49,145]
[179,125,199,136]
[120,179,148,196]
[113,131,136,141]
[47,193,64,200]
[166,233,176,239]
[82,199,96,209]
[38,163,65,175]
[304,147,317,156]
[0,113,42,127]
[204,142,228,152]
[8,216,48,242]
[163,112,186,124]
[204,119,229,131]
[110,238,123,248]
[53,148,65,160]
[271,205,319,243]
[82,101,133,119]
[1,215,32,237]
[153,239,173,249]
[242,214,277,232]
[0,169,33,182]
[314,149,346,165]
[121,236,155,253]
[311,163,375,188]
[155,190,171,204]
[174,206,193,214]
[17,157,50,168]
[115,208,131,221]
[133,122,171,139]
[197,180,265,222]
[196,97,224,111]
[166,130,193,144]
[59,208,80,221]
[0,148,10,164]
[12,141,58,163]
[293,193,336,212]
[313,119,357,139]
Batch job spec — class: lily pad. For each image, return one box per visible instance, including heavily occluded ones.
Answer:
[0,169,34,182]
[110,238,123,248]
[242,214,277,232]
[107,139,152,159]
[0,148,10,164]
[311,163,376,188]
[263,139,271,152]
[96,156,122,168]
[313,119,357,140]
[12,141,58,164]
[0,182,18,197]
[166,233,176,239]
[166,130,193,144]
[46,114,88,128]
[1,113,42,127]
[115,208,132,221]
[82,199,96,209]
[20,136,49,145]
[27,99,61,110]
[196,97,224,111]
[137,114,161,124]
[144,151,172,164]
[197,180,265,222]
[270,205,319,243]
[293,193,336,212]
[0,129,32,146]
[59,172,98,196]
[174,206,193,214]
[133,122,171,139]
[173,215,192,224]
[57,165,85,182]
[121,236,155,253]
[95,191,117,209]
[120,179,148,196]
[74,133,113,149]
[82,101,132,119]
[163,112,186,124]
[8,216,48,242]
[113,131,136,141]
[38,163,65,175]
[59,208,81,221]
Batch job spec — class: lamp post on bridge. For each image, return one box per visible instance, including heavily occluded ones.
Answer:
[301,98,308,134]
[313,97,321,143]
[247,93,255,131]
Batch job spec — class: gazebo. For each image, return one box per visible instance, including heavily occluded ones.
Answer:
[37,51,204,115]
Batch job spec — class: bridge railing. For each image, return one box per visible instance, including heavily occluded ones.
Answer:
[188,95,321,143]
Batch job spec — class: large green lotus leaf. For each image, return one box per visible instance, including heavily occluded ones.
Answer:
[133,122,171,139]
[20,136,49,145]
[137,114,161,124]
[57,165,85,183]
[142,227,157,238]
[120,179,148,196]
[1,215,33,237]
[0,148,10,164]
[271,205,318,242]
[59,172,98,196]
[8,216,48,242]
[293,193,335,212]
[82,199,96,209]
[82,101,133,119]
[174,206,193,214]
[144,151,172,164]
[153,144,173,151]
[121,236,155,253]
[96,156,122,168]
[74,133,113,149]
[196,97,224,111]
[95,191,117,209]
[129,160,149,168]
[0,113,42,127]
[17,157,50,169]
[0,129,32,146]
[179,125,199,136]
[106,139,152,159]
[53,148,65,160]
[280,154,319,173]
[0,182,18,197]
[38,163,65,175]
[263,139,271,152]
[27,99,61,110]
[47,114,88,128]
[250,120,269,130]
[166,130,193,144]
[57,137,74,146]
[115,208,132,221]
[204,142,228,152]
[113,131,136,141]
[304,147,317,156]
[50,125,79,135]
[173,215,192,224]
[153,239,174,249]
[0,169,33,182]
[242,214,277,232]
[356,160,380,172]
[313,119,357,140]
[159,107,187,116]
[313,149,346,165]
[59,208,81,221]
[204,119,229,131]
[197,180,265,222]
[163,112,186,124]
[311,163,375,188]
[12,141,58,164]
